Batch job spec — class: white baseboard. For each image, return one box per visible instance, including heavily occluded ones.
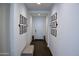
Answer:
[47,44,53,55]
[47,44,49,47]
[0,53,9,56]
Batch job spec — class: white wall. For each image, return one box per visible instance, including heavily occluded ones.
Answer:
[0,4,10,56]
[45,16,49,45]
[10,3,32,56]
[48,3,79,56]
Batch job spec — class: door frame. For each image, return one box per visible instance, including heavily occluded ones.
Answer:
[32,16,46,40]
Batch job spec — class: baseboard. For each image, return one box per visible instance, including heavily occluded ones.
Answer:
[34,39,44,41]
[48,46,53,56]
[0,53,9,56]
[47,44,49,47]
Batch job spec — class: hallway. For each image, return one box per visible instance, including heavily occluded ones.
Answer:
[1,3,79,56]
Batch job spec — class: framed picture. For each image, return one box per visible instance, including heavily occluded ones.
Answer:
[19,25,23,34]
[20,14,22,24]
[24,17,26,24]
[23,16,24,24]
[50,21,57,28]
[51,15,54,21]
[51,12,57,21]
[19,25,21,34]
[51,28,57,37]
[50,12,57,37]
[19,14,28,34]
[24,26,27,33]
[54,12,57,20]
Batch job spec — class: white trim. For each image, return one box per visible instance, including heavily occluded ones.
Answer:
[47,44,49,47]
[0,53,9,56]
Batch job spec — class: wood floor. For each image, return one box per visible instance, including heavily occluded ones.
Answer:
[31,39,52,56]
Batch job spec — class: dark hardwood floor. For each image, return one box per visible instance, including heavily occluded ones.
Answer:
[31,39,52,56]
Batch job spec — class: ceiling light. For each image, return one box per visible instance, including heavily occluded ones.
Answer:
[38,13,40,16]
[36,3,41,5]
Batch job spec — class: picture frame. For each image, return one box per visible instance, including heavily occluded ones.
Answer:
[20,14,22,24]
[24,17,26,24]
[51,12,57,21]
[51,28,57,37]
[54,12,57,20]
[50,21,57,28]
[19,14,28,34]
[50,12,57,37]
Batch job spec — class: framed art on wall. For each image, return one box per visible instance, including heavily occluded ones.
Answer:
[51,28,57,37]
[51,12,57,21]
[50,12,58,37]
[54,12,57,20]
[20,14,22,24]
[50,21,57,28]
[19,14,28,34]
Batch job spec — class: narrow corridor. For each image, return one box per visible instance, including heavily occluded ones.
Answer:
[1,3,79,56]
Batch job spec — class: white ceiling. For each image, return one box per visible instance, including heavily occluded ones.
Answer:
[25,3,53,11]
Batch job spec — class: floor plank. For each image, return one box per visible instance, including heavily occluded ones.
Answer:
[31,39,52,56]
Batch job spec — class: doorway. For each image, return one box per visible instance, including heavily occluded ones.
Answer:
[32,16,46,40]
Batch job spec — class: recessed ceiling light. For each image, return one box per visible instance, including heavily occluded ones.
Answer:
[36,3,41,5]
[38,13,40,16]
